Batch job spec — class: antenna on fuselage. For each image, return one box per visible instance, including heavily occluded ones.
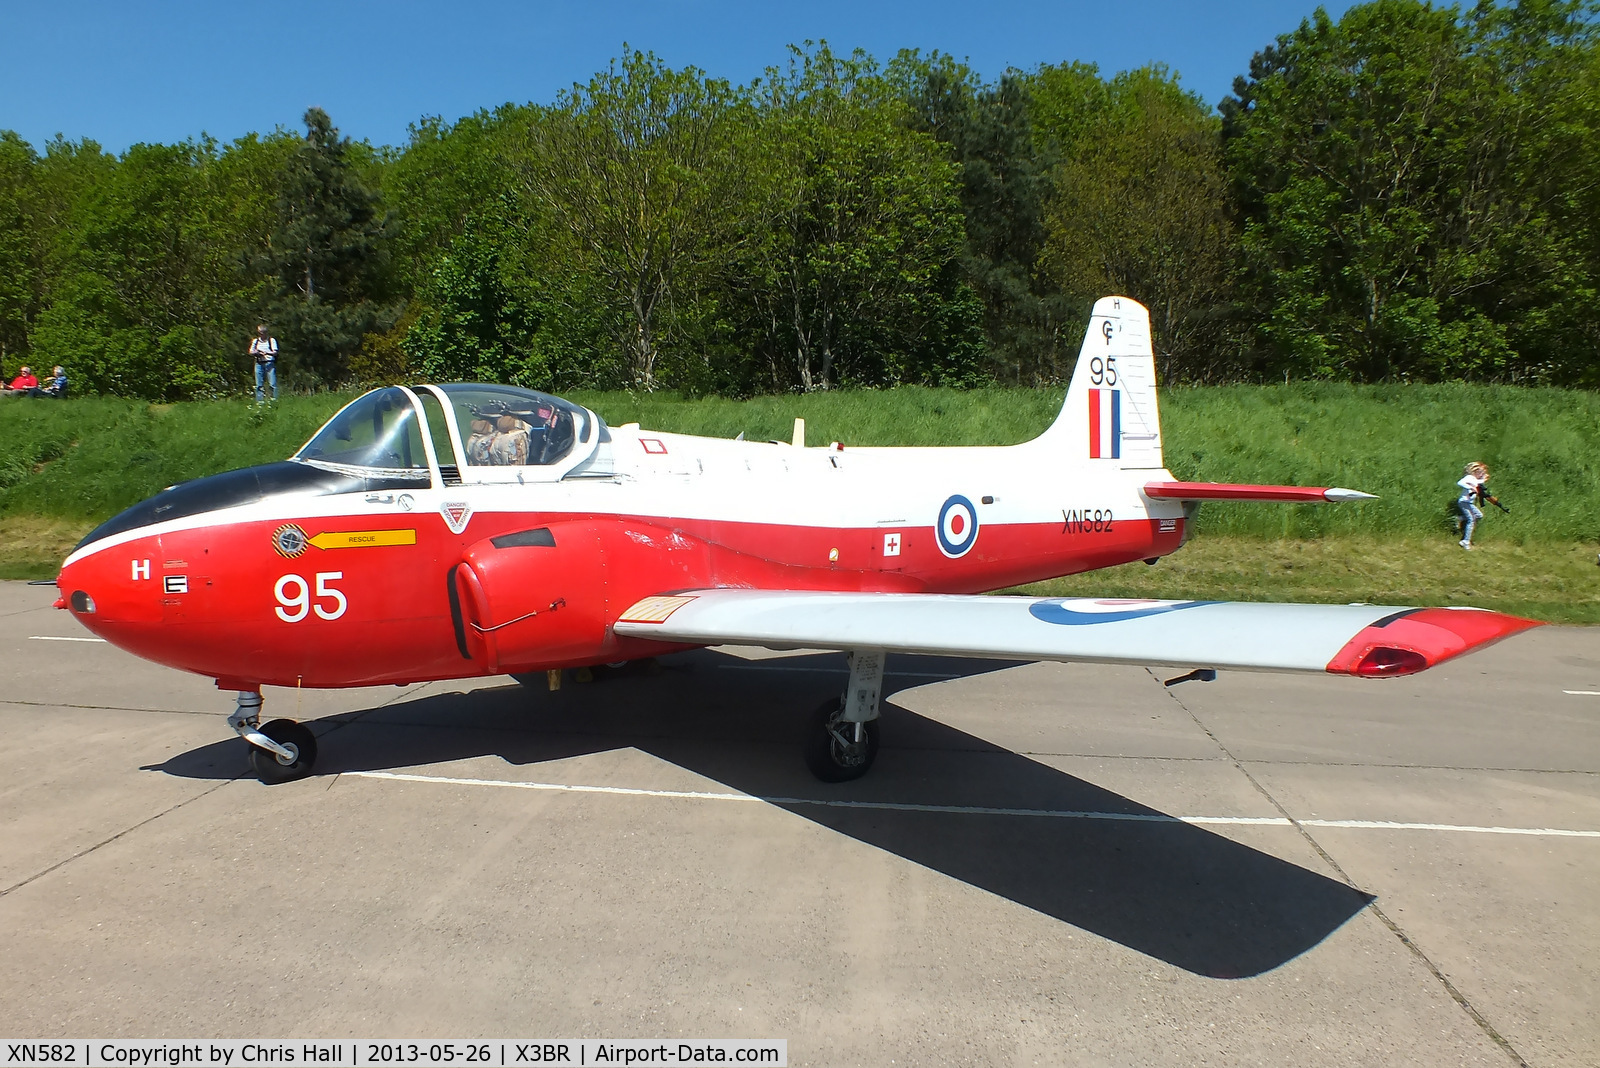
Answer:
[792,418,805,448]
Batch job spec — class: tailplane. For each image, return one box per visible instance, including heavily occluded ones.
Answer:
[1034,296,1164,469]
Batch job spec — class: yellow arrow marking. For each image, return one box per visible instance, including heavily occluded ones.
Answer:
[309,529,417,550]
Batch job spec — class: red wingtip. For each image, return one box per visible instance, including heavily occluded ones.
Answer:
[1326,608,1543,677]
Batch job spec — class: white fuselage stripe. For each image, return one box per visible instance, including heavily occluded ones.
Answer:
[63,432,1184,568]
[346,771,1600,838]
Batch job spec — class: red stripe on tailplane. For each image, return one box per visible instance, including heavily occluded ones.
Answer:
[1144,482,1377,503]
[1325,608,1542,678]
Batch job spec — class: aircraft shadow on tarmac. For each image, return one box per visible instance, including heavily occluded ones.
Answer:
[147,650,1373,979]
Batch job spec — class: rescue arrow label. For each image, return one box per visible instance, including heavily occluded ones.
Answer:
[309,529,417,550]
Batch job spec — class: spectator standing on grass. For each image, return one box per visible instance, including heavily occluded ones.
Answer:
[249,323,279,403]
[1456,462,1501,550]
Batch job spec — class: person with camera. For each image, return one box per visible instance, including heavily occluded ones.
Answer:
[249,323,279,403]
[1456,461,1506,550]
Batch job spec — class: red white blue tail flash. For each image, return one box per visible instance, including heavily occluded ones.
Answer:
[1088,388,1121,459]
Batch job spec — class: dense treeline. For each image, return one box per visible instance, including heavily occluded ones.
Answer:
[0,0,1596,400]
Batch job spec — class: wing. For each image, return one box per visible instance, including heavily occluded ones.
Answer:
[614,591,1538,677]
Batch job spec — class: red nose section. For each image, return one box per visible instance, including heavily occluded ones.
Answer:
[1326,607,1542,677]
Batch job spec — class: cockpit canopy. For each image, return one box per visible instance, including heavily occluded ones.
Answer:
[75,384,607,552]
[295,384,600,478]
[296,387,431,476]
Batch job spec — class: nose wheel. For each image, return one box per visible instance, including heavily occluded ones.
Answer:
[248,719,318,784]
[228,690,318,784]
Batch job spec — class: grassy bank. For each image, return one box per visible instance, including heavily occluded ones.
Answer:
[0,394,343,523]
[1014,535,1600,624]
[3,384,1596,619]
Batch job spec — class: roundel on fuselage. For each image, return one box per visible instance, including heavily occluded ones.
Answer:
[936,494,979,558]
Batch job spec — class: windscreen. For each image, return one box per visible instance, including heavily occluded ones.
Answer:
[296,388,430,475]
[437,384,588,467]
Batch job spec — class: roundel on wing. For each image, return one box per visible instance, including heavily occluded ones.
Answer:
[936,494,979,558]
[1028,598,1215,625]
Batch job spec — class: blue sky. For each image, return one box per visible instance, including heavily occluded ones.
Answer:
[3,1,1352,153]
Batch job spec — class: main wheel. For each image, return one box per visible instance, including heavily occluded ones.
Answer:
[248,718,318,784]
[804,698,879,782]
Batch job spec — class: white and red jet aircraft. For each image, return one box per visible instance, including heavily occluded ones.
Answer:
[55,297,1538,784]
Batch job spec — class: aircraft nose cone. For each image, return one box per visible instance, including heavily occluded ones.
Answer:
[56,561,93,616]
[55,558,102,626]
[56,536,163,636]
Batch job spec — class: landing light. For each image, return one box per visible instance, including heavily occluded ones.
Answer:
[1352,647,1427,677]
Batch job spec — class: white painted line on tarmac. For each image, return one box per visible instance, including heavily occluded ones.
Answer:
[351,771,766,804]
[1301,819,1600,837]
[346,771,1600,838]
[1562,690,1600,695]
[28,635,106,643]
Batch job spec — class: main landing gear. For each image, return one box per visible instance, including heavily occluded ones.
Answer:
[805,649,885,783]
[229,690,318,784]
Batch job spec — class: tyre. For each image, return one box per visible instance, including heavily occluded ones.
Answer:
[804,697,879,782]
[248,718,318,784]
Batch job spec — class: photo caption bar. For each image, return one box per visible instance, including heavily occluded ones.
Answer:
[2,1043,786,1068]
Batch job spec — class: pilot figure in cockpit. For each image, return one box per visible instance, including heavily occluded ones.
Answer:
[465,417,495,465]
[489,414,530,466]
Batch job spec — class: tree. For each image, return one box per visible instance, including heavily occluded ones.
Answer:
[0,132,41,369]
[728,44,983,391]
[1034,64,1238,383]
[29,139,243,398]
[385,107,529,290]
[404,218,541,384]
[209,129,301,345]
[257,107,395,385]
[515,50,748,389]
[1222,0,1600,383]
[903,55,1073,384]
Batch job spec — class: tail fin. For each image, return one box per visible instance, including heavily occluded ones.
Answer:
[1035,296,1164,470]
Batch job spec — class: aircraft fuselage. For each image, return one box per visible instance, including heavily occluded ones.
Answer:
[58,423,1185,690]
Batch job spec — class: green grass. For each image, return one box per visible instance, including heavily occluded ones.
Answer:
[1158,383,1600,542]
[4,384,1597,620]
[1012,535,1600,624]
[0,516,103,580]
[0,394,348,522]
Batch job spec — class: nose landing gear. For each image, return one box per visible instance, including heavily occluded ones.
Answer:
[228,690,318,784]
